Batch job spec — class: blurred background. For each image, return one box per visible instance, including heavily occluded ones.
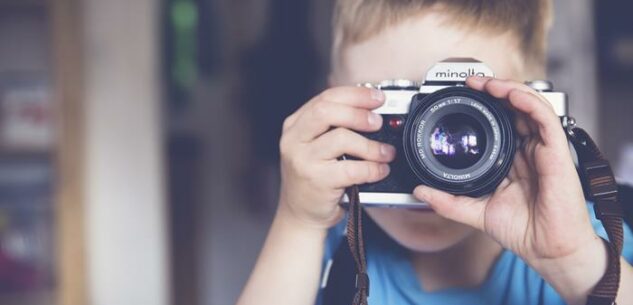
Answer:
[0,0,631,304]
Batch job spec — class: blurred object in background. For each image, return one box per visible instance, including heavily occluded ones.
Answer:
[240,0,320,165]
[164,1,206,304]
[0,158,53,293]
[239,0,321,213]
[596,0,633,77]
[0,1,56,304]
[618,144,633,186]
[165,0,199,110]
[0,75,53,151]
[595,0,633,181]
[547,0,598,142]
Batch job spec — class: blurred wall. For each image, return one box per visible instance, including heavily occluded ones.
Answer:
[177,2,334,304]
[596,1,633,184]
[0,8,50,73]
[548,0,598,138]
[83,0,170,305]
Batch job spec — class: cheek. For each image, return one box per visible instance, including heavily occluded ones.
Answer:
[365,208,476,253]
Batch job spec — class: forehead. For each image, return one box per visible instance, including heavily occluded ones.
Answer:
[334,13,525,86]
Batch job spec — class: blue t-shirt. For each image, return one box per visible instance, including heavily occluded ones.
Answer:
[318,204,633,305]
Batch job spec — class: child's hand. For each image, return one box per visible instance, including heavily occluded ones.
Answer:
[413,77,607,304]
[278,87,396,231]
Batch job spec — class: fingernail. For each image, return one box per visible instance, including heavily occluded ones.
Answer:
[368,112,382,126]
[370,89,385,102]
[380,144,396,158]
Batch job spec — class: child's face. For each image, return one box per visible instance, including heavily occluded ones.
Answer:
[331,12,528,253]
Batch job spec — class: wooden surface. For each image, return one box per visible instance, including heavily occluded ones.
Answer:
[51,0,87,304]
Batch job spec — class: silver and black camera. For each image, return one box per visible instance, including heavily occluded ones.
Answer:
[352,58,568,208]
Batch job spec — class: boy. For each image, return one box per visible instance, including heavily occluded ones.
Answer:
[237,1,633,305]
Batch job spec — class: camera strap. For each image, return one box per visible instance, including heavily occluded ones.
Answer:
[568,126,624,305]
[345,184,369,305]
[343,126,624,305]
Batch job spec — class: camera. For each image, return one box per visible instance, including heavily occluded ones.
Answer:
[350,58,568,208]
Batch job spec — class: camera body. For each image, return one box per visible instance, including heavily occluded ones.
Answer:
[352,58,568,208]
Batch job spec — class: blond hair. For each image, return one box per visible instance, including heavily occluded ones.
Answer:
[332,0,553,74]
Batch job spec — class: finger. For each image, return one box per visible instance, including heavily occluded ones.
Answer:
[310,128,396,162]
[282,111,300,132]
[284,86,386,130]
[465,75,492,87]
[467,77,554,112]
[291,101,383,142]
[507,148,533,182]
[514,112,537,138]
[467,77,533,138]
[325,160,390,188]
[319,86,386,108]
[507,89,567,148]
[413,185,486,231]
[466,76,530,97]
[467,77,565,148]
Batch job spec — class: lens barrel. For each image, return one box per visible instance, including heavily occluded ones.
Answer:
[403,87,516,197]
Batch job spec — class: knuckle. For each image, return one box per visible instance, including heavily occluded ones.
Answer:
[508,88,523,99]
[514,82,544,99]
[518,82,537,93]
[290,156,311,179]
[282,116,293,130]
[367,163,381,181]
[319,88,338,102]
[483,78,498,91]
[311,101,330,119]
[353,109,370,127]
[331,128,349,145]
[519,86,548,102]
[367,163,382,182]
[362,163,374,181]
[279,135,292,157]
[342,163,361,182]
[364,138,375,158]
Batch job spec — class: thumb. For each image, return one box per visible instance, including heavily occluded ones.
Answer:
[413,185,486,231]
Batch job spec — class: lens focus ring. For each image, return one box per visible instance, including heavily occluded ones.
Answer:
[403,87,516,197]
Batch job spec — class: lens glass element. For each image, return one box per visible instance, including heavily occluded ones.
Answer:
[429,113,486,169]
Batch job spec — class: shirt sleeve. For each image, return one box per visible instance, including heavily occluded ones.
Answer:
[323,219,346,265]
[315,219,346,305]
[621,221,633,265]
[539,203,632,305]
[588,203,633,265]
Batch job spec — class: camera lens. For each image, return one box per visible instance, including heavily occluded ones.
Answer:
[429,113,487,170]
[403,87,516,197]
